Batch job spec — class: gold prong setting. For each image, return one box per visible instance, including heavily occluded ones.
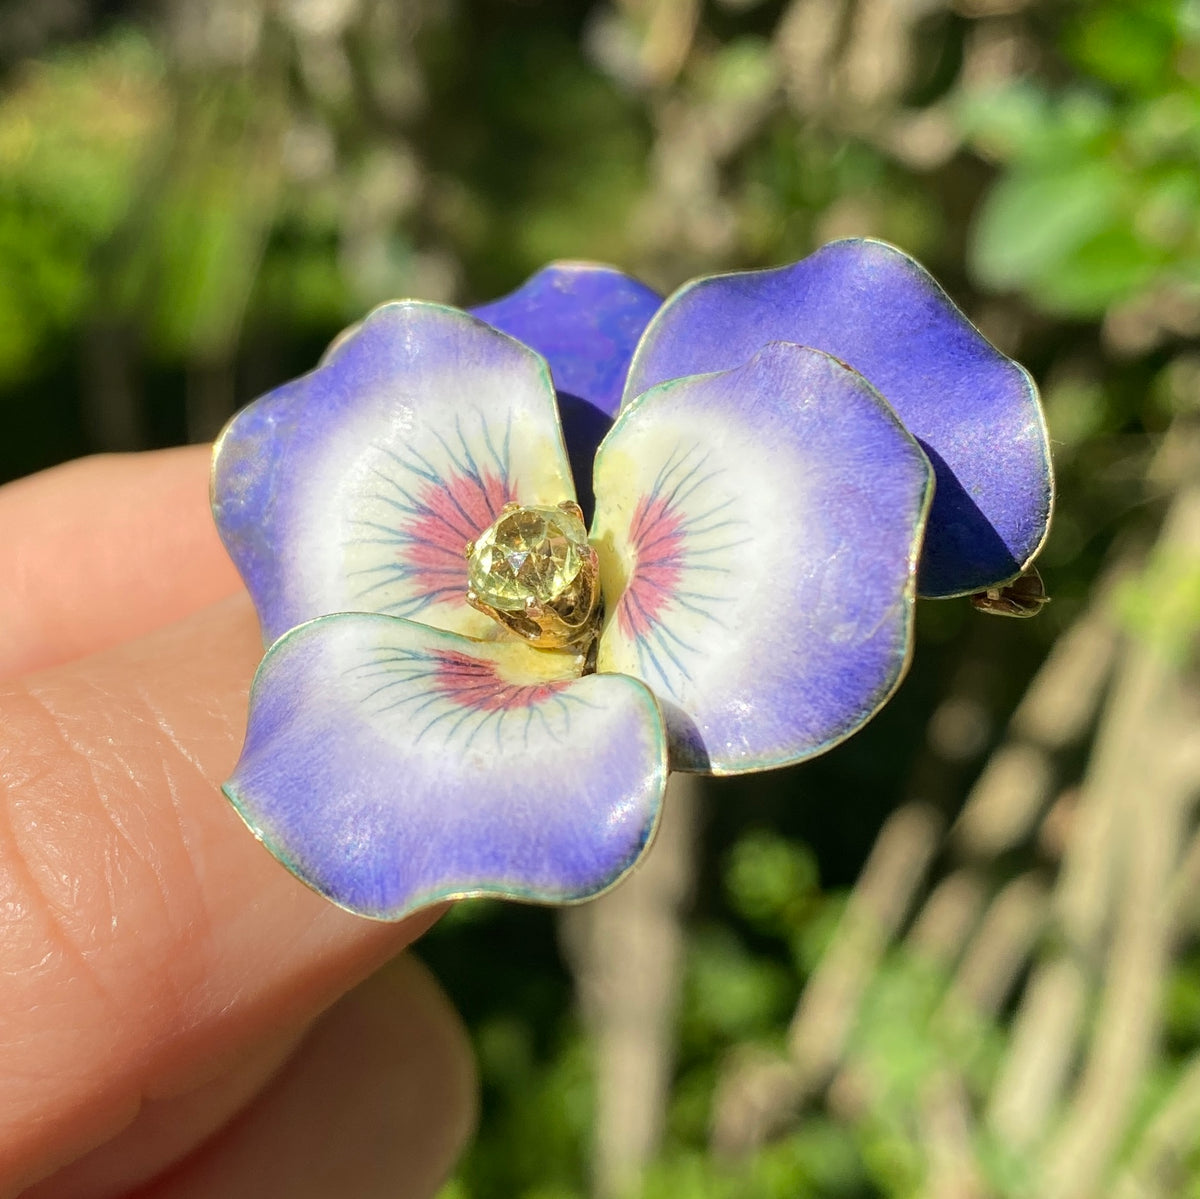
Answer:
[465,501,603,651]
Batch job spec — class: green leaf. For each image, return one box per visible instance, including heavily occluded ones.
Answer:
[724,830,818,931]
[683,928,794,1044]
[970,161,1125,293]
[1067,2,1180,93]
[1041,227,1161,314]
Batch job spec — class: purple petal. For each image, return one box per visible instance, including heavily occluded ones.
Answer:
[471,262,662,519]
[212,303,577,645]
[472,262,662,420]
[623,239,1052,598]
[225,614,667,920]
[592,342,933,773]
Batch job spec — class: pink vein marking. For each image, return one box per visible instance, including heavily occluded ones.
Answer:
[432,651,569,712]
[616,495,686,642]
[406,469,512,600]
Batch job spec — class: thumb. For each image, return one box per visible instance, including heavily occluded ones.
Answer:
[0,594,441,1191]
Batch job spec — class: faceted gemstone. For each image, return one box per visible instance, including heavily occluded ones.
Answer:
[468,505,590,612]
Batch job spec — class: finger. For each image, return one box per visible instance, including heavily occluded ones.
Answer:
[0,447,241,679]
[0,595,440,1194]
[28,959,476,1199]
[22,1020,310,1199]
[148,958,474,1199]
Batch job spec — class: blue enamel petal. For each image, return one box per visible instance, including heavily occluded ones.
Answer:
[212,303,577,646]
[623,239,1052,598]
[472,262,662,518]
[472,262,662,419]
[225,615,667,920]
[593,343,933,774]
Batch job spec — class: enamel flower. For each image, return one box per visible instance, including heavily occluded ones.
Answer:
[212,240,1051,921]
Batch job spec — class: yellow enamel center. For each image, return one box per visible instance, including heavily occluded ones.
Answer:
[467,505,590,612]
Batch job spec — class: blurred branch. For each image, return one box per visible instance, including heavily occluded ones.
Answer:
[710,801,943,1156]
[1112,1054,1200,1199]
[907,869,986,972]
[919,1070,987,1199]
[952,590,1121,860]
[1038,485,1200,1199]
[786,802,943,1083]
[80,321,142,451]
[562,772,701,1199]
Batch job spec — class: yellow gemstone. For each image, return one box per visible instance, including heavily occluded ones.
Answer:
[468,505,589,612]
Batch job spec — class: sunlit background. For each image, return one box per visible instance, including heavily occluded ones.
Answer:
[4,1,1200,1195]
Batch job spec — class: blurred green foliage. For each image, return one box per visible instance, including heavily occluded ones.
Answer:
[967,0,1200,316]
[0,31,162,382]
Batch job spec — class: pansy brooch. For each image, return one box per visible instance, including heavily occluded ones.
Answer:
[212,239,1052,920]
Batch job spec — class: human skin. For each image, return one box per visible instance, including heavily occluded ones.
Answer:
[0,447,477,1198]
